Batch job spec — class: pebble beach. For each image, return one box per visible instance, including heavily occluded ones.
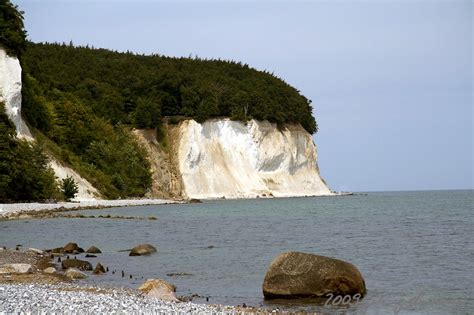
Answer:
[0,283,249,314]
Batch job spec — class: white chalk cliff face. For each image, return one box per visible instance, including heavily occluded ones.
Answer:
[177,119,332,199]
[0,48,32,139]
[0,48,98,201]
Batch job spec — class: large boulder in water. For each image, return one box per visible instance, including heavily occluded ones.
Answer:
[129,244,157,256]
[262,252,366,299]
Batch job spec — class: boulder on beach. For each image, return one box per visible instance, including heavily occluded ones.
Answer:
[138,279,179,302]
[0,263,33,274]
[49,247,65,255]
[65,267,87,279]
[63,243,84,254]
[262,252,366,299]
[86,246,102,254]
[27,248,44,255]
[129,244,157,256]
[93,262,106,274]
[61,259,93,271]
[43,267,57,274]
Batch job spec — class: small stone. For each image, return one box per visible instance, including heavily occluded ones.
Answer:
[43,267,56,274]
[65,268,87,279]
[28,248,44,255]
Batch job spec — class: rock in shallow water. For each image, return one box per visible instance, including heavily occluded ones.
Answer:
[86,246,102,254]
[262,252,366,299]
[61,259,92,271]
[93,262,106,274]
[129,244,157,256]
[63,243,84,254]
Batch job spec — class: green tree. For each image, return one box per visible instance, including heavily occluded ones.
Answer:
[61,176,79,201]
[134,97,160,129]
[0,102,59,202]
[0,0,27,56]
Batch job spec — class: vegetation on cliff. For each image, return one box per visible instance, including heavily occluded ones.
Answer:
[0,0,27,56]
[22,42,318,134]
[0,103,59,202]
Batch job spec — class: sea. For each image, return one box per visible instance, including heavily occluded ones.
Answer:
[1,190,472,314]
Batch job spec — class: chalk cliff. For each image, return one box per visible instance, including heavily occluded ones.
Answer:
[0,48,32,139]
[174,119,332,199]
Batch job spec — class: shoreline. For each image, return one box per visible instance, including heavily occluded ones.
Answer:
[0,192,357,221]
[0,199,181,220]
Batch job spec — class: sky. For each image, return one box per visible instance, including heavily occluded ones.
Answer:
[13,0,473,192]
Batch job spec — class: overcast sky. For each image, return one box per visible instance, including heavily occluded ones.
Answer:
[14,0,473,192]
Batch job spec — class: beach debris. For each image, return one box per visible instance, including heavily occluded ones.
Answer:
[138,278,179,302]
[129,244,157,256]
[85,254,97,258]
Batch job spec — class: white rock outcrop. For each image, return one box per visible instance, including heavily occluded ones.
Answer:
[177,119,332,199]
[0,48,32,139]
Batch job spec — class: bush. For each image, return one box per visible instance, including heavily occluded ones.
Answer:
[61,176,79,201]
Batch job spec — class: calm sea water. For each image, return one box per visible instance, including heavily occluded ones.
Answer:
[1,190,473,314]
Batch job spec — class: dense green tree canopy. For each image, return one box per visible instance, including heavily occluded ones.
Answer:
[0,0,27,56]
[22,42,318,134]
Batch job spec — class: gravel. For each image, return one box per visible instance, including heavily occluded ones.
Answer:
[0,283,244,314]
